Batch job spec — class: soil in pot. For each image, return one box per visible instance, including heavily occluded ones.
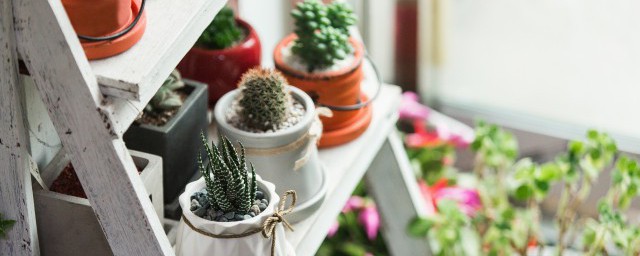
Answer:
[50,163,142,199]
[189,189,269,222]
[134,87,189,126]
[225,97,306,133]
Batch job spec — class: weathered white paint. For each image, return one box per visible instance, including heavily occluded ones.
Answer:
[366,133,432,256]
[0,0,39,254]
[91,0,227,100]
[12,0,173,254]
[35,150,164,256]
[22,75,62,169]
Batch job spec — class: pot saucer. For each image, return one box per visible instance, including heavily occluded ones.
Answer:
[286,164,328,224]
[81,0,146,60]
[318,92,373,148]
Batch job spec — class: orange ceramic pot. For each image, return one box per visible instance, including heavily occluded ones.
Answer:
[62,0,146,59]
[274,34,366,131]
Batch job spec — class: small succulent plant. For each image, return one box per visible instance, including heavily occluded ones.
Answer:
[146,70,185,113]
[197,6,244,50]
[198,132,257,213]
[237,68,292,131]
[0,213,15,238]
[291,0,357,72]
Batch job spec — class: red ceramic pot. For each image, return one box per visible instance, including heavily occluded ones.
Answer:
[177,18,261,106]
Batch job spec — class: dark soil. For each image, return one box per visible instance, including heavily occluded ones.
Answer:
[135,88,189,127]
[50,163,143,199]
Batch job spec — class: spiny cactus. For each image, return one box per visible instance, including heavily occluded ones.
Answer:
[198,132,257,213]
[146,69,185,112]
[237,68,292,131]
[197,6,243,50]
[290,0,357,71]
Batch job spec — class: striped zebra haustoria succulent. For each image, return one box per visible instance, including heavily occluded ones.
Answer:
[146,69,185,112]
[198,132,257,213]
[237,68,292,131]
[291,0,357,72]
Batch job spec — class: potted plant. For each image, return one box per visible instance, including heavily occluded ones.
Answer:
[123,69,208,217]
[34,150,163,256]
[177,6,261,106]
[62,0,146,59]
[176,134,295,256]
[408,121,640,255]
[273,0,370,147]
[214,68,327,223]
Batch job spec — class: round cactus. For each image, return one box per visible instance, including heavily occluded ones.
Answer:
[237,68,292,131]
[290,0,357,72]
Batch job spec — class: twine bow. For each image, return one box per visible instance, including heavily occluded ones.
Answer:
[182,190,298,256]
[262,190,297,256]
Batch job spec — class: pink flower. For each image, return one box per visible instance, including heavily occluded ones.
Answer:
[434,187,481,217]
[342,196,364,213]
[327,220,340,238]
[433,122,473,148]
[358,204,380,241]
[419,179,481,217]
[399,92,430,121]
[405,120,444,149]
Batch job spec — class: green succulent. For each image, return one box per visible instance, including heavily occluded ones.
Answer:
[197,6,244,50]
[198,132,257,213]
[147,70,185,112]
[290,0,357,72]
[237,68,291,131]
[0,213,15,239]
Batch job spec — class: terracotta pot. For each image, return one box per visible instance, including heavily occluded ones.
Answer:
[62,0,131,36]
[273,34,365,131]
[177,19,261,106]
[62,0,146,59]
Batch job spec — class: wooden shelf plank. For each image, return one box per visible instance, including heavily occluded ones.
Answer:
[285,79,403,253]
[92,0,226,100]
[99,0,226,134]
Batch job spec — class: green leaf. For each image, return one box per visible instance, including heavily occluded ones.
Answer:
[537,163,561,181]
[514,185,533,201]
[0,214,16,238]
[408,217,433,237]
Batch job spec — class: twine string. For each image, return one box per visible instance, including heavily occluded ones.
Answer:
[242,108,332,171]
[181,190,297,256]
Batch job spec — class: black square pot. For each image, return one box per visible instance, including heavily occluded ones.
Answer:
[124,79,208,204]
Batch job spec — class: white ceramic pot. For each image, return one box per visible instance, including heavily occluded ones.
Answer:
[175,177,295,256]
[214,86,327,223]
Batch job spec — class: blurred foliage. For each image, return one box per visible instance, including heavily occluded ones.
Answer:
[197,6,243,50]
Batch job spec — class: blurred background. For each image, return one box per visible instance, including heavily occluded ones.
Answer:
[231,0,640,163]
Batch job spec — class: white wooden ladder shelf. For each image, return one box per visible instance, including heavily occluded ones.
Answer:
[0,0,226,254]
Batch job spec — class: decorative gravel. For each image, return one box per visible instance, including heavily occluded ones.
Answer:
[190,189,268,222]
[280,41,355,73]
[226,98,306,133]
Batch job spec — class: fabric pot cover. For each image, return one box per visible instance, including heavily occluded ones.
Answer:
[175,177,295,256]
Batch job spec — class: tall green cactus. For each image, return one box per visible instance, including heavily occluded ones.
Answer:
[198,133,257,213]
[237,68,291,131]
[290,0,357,71]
